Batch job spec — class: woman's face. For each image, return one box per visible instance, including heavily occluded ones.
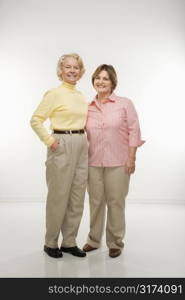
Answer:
[61,57,81,84]
[93,70,112,95]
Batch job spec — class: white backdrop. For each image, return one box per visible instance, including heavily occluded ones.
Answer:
[0,0,185,203]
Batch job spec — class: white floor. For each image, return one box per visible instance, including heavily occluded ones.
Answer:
[0,201,185,278]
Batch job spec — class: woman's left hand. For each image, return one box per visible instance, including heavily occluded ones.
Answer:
[124,158,135,175]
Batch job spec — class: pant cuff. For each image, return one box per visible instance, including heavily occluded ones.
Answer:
[87,236,101,248]
[107,241,124,250]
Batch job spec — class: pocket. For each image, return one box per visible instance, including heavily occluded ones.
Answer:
[54,136,66,155]
[112,109,126,120]
[51,134,65,152]
[45,135,66,167]
[112,110,127,128]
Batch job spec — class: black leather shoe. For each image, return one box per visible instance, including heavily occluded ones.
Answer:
[60,246,86,257]
[44,245,63,258]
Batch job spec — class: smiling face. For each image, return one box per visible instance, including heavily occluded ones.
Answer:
[93,70,112,96]
[61,57,81,85]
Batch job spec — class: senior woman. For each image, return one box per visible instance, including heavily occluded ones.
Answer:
[30,53,88,258]
[83,64,145,258]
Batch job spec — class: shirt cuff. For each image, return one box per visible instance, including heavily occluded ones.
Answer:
[129,139,145,147]
[45,135,55,147]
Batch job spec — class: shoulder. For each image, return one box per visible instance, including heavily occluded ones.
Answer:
[87,101,97,113]
[113,93,133,106]
[75,88,85,97]
[74,90,88,105]
[88,100,94,107]
[43,86,59,97]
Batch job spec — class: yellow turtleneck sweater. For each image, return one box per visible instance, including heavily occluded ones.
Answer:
[30,82,88,147]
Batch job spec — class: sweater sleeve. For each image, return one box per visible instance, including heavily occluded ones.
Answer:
[30,90,55,147]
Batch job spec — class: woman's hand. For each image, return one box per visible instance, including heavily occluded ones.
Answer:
[50,139,60,152]
[124,157,136,175]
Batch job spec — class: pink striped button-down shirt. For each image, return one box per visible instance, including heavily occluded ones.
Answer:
[86,93,145,167]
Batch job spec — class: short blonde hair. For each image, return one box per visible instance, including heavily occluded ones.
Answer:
[92,64,117,92]
[57,53,85,81]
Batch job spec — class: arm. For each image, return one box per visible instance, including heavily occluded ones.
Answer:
[124,99,145,175]
[125,146,137,175]
[30,90,56,147]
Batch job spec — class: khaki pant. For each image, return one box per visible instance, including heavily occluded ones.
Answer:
[45,133,88,248]
[87,167,130,249]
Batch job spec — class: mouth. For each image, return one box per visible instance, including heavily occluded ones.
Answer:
[97,85,106,88]
[67,75,77,79]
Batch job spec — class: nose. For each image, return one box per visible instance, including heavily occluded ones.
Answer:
[69,67,76,73]
[97,78,103,83]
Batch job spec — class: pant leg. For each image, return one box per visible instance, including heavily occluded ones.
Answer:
[45,133,73,248]
[104,167,130,250]
[86,167,106,248]
[61,133,88,247]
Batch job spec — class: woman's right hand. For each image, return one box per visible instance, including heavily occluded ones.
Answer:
[50,139,60,152]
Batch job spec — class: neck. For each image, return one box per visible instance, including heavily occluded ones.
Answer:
[97,92,111,103]
[62,81,76,89]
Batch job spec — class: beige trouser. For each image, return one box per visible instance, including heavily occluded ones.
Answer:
[45,133,88,248]
[87,167,130,250]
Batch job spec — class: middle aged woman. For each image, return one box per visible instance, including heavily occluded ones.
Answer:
[83,64,145,258]
[30,53,88,258]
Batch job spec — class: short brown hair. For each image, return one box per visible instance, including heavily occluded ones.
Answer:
[92,64,117,92]
[57,53,85,81]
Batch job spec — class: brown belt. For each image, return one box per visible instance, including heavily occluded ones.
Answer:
[53,129,84,134]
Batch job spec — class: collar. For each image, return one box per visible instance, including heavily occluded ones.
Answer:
[61,81,76,90]
[90,92,117,105]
